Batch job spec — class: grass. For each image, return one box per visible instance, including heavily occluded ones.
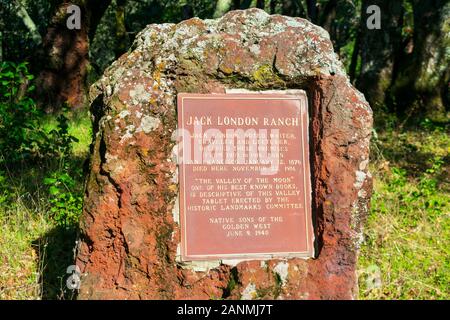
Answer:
[0,204,49,299]
[40,109,92,156]
[0,109,91,300]
[0,109,448,300]
[358,117,449,299]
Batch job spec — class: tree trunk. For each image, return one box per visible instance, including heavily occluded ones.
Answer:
[256,0,265,9]
[36,0,111,111]
[115,0,128,59]
[319,0,337,32]
[88,0,111,40]
[357,0,404,109]
[181,5,194,20]
[392,0,450,118]
[13,0,42,45]
[281,0,306,17]
[270,0,276,14]
[306,0,317,23]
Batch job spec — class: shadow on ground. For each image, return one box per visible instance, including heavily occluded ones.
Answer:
[372,116,449,183]
[33,226,79,300]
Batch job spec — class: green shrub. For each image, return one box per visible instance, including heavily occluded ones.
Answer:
[0,61,83,227]
[43,172,83,228]
[0,61,41,162]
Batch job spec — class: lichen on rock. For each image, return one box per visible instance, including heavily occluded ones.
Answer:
[76,8,372,300]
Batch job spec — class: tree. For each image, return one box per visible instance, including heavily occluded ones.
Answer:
[115,0,129,59]
[357,0,404,109]
[181,4,194,19]
[306,0,317,22]
[281,0,306,17]
[392,0,449,118]
[270,0,277,13]
[316,0,359,65]
[318,0,338,33]
[36,0,111,110]
[12,0,42,45]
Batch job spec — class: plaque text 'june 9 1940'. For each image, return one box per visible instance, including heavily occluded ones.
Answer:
[177,93,314,261]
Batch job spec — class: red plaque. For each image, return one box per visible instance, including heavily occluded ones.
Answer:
[177,93,314,261]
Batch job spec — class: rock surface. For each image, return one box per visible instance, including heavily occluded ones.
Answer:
[75,8,373,299]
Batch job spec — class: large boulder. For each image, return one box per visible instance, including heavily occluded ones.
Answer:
[76,8,373,299]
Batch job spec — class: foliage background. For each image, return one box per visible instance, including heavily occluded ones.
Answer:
[0,0,448,299]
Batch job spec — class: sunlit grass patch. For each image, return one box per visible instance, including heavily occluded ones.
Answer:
[359,122,450,299]
[0,110,91,299]
[40,109,92,157]
[1,105,448,300]
[0,197,51,299]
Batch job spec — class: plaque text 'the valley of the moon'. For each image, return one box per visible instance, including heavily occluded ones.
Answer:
[177,93,314,261]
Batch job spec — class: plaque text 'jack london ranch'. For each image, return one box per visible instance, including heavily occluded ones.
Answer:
[177,93,314,261]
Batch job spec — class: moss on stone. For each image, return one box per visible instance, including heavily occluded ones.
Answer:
[252,64,286,89]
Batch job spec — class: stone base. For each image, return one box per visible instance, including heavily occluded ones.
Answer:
[76,9,372,300]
